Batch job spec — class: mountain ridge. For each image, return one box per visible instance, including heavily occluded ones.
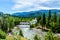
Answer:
[11,9,60,17]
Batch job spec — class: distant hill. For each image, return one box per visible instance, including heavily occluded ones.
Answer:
[0,12,3,15]
[11,9,60,17]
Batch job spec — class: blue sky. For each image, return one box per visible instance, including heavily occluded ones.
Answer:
[0,0,60,14]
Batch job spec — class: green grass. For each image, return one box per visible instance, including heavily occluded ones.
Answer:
[6,35,28,40]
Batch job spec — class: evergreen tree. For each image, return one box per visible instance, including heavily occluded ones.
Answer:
[55,17,60,33]
[48,10,51,21]
[58,17,60,26]
[41,13,46,27]
[53,12,57,22]
[19,29,24,37]
[47,10,51,28]
[37,16,41,24]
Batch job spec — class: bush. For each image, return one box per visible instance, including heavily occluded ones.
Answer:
[30,25,35,28]
[34,35,41,40]
[0,29,6,39]
[45,30,56,40]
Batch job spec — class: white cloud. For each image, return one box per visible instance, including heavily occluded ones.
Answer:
[12,0,60,12]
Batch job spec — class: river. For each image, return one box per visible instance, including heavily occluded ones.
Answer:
[18,25,46,40]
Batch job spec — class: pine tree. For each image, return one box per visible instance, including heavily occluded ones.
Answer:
[41,13,46,27]
[59,17,60,26]
[47,10,51,28]
[19,29,24,37]
[48,10,51,21]
[37,16,41,26]
[37,16,41,23]
[53,12,57,23]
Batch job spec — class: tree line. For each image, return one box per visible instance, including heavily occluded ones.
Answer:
[37,10,60,33]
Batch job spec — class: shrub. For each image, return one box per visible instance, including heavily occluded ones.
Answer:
[34,35,41,40]
[45,30,56,40]
[0,29,6,39]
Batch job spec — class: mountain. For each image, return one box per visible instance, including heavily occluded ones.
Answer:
[0,12,4,15]
[12,9,60,17]
[12,11,42,17]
